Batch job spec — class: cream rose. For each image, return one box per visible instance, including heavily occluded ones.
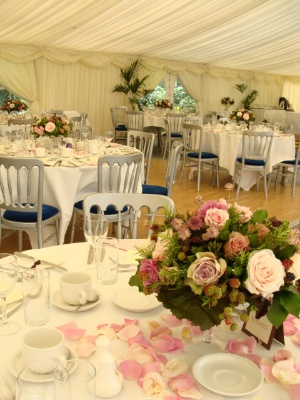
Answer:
[244,249,285,298]
[243,113,250,120]
[204,208,229,228]
[45,121,56,133]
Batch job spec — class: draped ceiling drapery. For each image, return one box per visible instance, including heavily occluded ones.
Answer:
[0,0,300,134]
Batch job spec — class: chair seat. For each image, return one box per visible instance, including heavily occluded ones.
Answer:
[142,184,168,196]
[187,151,218,159]
[74,200,128,215]
[280,159,300,165]
[236,157,265,166]
[3,204,59,223]
[171,133,182,138]
[116,125,127,131]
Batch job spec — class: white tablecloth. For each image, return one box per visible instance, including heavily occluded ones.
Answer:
[143,115,167,129]
[202,129,295,190]
[262,110,300,133]
[1,241,296,400]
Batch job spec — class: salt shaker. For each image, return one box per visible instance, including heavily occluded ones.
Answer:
[95,335,122,398]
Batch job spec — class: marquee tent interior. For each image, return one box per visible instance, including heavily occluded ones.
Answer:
[1,0,300,134]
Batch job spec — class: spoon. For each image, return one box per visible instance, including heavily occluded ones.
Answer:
[73,293,99,311]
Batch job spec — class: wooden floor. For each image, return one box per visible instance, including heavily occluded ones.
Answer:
[1,149,299,253]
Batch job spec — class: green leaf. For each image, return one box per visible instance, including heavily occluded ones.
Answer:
[275,245,298,260]
[128,273,144,292]
[248,233,260,248]
[267,292,288,329]
[280,289,300,317]
[156,286,226,331]
[251,209,268,224]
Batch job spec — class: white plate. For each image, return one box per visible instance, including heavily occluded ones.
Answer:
[9,347,76,382]
[16,254,64,269]
[192,353,263,397]
[51,288,102,312]
[112,286,161,312]
[118,250,139,267]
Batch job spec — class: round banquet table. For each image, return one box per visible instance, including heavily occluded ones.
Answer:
[1,241,298,400]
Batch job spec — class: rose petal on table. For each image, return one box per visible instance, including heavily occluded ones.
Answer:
[119,360,142,380]
[260,364,278,383]
[141,361,164,377]
[162,358,188,378]
[293,331,300,345]
[168,374,203,399]
[272,359,300,386]
[56,321,86,339]
[273,349,294,362]
[161,314,182,327]
[95,326,116,339]
[284,320,298,335]
[127,343,156,364]
[76,342,96,357]
[128,332,151,347]
[152,334,183,352]
[226,335,257,354]
[117,324,140,341]
[289,383,300,400]
[150,325,172,339]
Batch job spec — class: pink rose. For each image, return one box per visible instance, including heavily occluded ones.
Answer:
[244,249,285,298]
[34,126,44,136]
[243,113,250,121]
[139,259,160,291]
[233,202,253,222]
[186,252,226,292]
[204,208,229,228]
[45,121,56,133]
[224,232,250,258]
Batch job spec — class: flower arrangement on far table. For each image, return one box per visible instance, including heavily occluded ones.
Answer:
[230,108,255,125]
[129,196,300,332]
[0,99,29,113]
[31,113,73,137]
[154,99,173,109]
[221,97,235,106]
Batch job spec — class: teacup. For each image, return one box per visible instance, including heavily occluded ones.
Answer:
[22,328,66,373]
[60,272,92,305]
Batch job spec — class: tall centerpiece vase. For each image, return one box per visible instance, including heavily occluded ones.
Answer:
[183,328,222,359]
[224,104,230,111]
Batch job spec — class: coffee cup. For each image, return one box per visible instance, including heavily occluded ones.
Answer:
[36,147,46,157]
[22,328,66,373]
[60,272,92,305]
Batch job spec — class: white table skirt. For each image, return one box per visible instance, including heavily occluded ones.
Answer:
[143,115,167,129]
[1,241,296,400]
[202,129,295,190]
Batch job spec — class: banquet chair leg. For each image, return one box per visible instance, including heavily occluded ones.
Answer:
[18,230,23,252]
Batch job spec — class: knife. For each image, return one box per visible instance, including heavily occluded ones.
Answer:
[14,252,68,271]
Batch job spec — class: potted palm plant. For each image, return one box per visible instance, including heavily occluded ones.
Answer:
[113,59,153,110]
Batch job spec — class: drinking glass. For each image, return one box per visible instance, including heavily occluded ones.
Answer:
[84,216,108,273]
[104,131,114,147]
[0,253,20,335]
[183,328,221,359]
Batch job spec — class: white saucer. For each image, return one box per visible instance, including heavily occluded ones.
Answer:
[9,347,76,382]
[192,353,263,397]
[112,286,161,312]
[51,289,102,312]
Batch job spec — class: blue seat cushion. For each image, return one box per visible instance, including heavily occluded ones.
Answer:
[74,200,128,215]
[142,184,168,196]
[116,125,127,131]
[171,133,182,138]
[187,152,218,159]
[236,158,265,166]
[3,204,59,223]
[282,159,300,165]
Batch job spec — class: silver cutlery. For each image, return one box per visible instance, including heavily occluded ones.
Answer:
[14,252,68,271]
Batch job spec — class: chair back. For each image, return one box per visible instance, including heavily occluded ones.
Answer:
[183,116,203,126]
[166,140,184,197]
[8,119,35,137]
[111,106,127,128]
[83,193,174,239]
[127,130,155,184]
[166,113,185,134]
[127,111,144,131]
[97,153,143,193]
[0,157,43,223]
[69,116,83,126]
[0,126,23,140]
[241,130,274,165]
[182,123,203,152]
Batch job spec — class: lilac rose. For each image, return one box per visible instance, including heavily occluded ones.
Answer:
[138,259,160,292]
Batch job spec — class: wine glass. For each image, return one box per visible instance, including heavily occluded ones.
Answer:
[0,253,20,335]
[104,131,114,148]
[84,216,108,276]
[183,327,222,359]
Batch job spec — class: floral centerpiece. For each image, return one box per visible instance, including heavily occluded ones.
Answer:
[0,99,29,113]
[31,113,73,138]
[154,99,173,109]
[221,97,235,106]
[129,196,300,332]
[230,108,255,126]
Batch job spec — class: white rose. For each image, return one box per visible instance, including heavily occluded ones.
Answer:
[244,249,285,298]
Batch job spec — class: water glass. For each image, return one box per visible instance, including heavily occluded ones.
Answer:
[97,237,119,284]
[22,268,50,326]
[53,359,96,400]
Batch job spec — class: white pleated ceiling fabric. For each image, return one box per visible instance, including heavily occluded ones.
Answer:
[0,0,299,77]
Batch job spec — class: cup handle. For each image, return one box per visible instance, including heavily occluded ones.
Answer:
[78,290,87,305]
[54,353,67,367]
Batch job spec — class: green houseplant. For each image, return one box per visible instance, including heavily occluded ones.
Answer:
[235,83,258,110]
[113,59,153,110]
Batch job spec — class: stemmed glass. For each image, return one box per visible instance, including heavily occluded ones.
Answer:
[84,216,108,276]
[104,131,114,148]
[0,253,20,335]
[183,327,222,359]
